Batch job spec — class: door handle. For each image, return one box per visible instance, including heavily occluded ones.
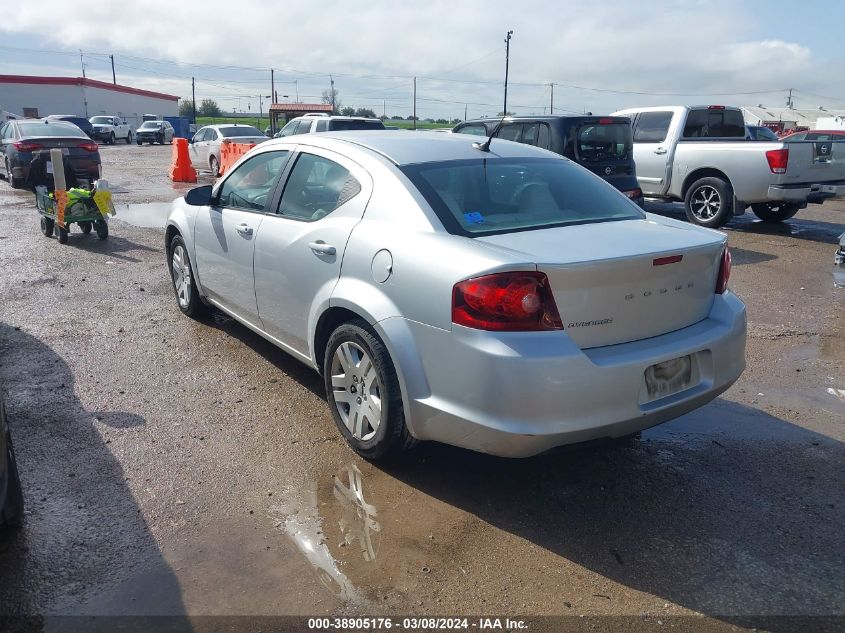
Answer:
[654,147,667,155]
[235,223,253,236]
[308,241,336,256]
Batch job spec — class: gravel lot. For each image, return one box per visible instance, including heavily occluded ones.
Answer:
[0,143,843,631]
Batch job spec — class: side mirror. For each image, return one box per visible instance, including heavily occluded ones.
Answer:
[185,184,213,206]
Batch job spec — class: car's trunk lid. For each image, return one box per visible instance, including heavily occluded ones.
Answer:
[475,218,725,348]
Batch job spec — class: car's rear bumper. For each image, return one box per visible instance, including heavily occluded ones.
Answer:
[11,157,100,184]
[382,292,746,458]
[768,180,845,204]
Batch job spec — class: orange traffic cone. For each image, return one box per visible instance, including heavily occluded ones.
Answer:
[169,138,197,183]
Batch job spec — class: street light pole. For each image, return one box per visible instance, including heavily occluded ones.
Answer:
[503,30,513,116]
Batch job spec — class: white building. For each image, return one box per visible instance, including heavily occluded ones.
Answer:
[0,74,179,129]
[741,105,845,133]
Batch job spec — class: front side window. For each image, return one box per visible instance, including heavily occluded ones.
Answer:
[632,111,673,143]
[279,121,300,137]
[536,123,551,149]
[193,128,208,142]
[295,120,313,134]
[278,153,362,221]
[217,150,290,211]
[401,157,643,237]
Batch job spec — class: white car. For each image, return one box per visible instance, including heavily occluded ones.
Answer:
[165,131,746,459]
[189,124,269,176]
[89,116,132,145]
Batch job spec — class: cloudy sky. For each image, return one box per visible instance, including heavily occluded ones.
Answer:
[1,0,843,120]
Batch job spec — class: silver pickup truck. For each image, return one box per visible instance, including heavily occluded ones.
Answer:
[612,105,845,227]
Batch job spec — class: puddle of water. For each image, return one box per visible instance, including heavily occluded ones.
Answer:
[113,202,174,229]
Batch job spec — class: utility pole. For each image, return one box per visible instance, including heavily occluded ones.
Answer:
[549,82,554,115]
[79,49,86,78]
[383,99,386,118]
[295,79,299,102]
[413,77,417,130]
[464,103,468,120]
[330,75,335,113]
[110,54,116,84]
[191,77,196,123]
[270,69,275,134]
[503,30,513,115]
[786,88,794,109]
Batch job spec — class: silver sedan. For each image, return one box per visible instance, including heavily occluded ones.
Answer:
[165,132,746,459]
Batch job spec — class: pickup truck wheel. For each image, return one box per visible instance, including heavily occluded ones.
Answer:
[751,203,800,223]
[684,177,734,228]
[126,132,133,144]
[109,132,116,145]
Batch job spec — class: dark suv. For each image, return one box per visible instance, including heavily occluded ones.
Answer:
[453,116,643,206]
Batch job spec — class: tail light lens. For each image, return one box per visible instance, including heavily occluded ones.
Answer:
[13,141,42,152]
[624,188,643,199]
[598,117,615,124]
[765,148,789,174]
[78,141,99,152]
[715,246,732,294]
[452,271,563,331]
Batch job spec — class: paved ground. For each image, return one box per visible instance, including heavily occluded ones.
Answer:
[0,143,843,631]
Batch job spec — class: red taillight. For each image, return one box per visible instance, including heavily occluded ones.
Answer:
[715,246,732,294]
[624,188,643,199]
[708,105,726,110]
[765,148,789,174]
[653,254,683,266]
[78,141,99,152]
[452,271,563,331]
[598,117,615,124]
[13,141,42,152]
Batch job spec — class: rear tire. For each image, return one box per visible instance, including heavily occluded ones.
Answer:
[109,132,116,145]
[751,202,800,223]
[168,235,208,319]
[137,139,143,146]
[1,432,24,531]
[684,177,734,228]
[40,216,55,237]
[324,320,414,461]
[126,132,133,144]
[80,221,93,234]
[5,159,22,189]
[94,219,108,240]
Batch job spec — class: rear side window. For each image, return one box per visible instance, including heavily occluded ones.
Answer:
[497,124,523,142]
[278,153,362,221]
[683,109,745,138]
[315,119,328,132]
[632,111,672,143]
[401,157,643,237]
[327,120,385,131]
[455,123,489,136]
[577,123,632,162]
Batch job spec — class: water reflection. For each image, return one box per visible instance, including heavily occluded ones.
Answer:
[269,464,380,605]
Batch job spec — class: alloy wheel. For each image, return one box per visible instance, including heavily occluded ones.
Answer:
[330,342,382,441]
[171,244,191,308]
[689,185,721,221]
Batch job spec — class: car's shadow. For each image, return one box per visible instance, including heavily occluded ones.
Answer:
[0,323,191,632]
[48,232,158,263]
[378,400,844,632]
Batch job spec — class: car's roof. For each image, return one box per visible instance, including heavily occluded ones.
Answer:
[261,130,560,166]
[460,115,626,124]
[203,123,262,130]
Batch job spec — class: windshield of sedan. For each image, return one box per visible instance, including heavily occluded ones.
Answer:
[401,157,644,237]
[90,117,114,125]
[219,126,263,137]
[18,121,86,137]
[139,122,163,129]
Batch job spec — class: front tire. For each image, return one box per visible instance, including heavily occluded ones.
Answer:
[751,202,800,223]
[1,432,24,531]
[684,177,734,228]
[40,216,55,237]
[109,132,116,145]
[94,218,108,240]
[324,320,413,460]
[79,221,93,234]
[209,155,220,177]
[168,235,207,319]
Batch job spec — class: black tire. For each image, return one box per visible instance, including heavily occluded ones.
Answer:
[324,320,414,460]
[684,176,734,228]
[57,225,68,244]
[168,234,208,319]
[109,132,116,145]
[751,202,800,223]
[94,219,108,240]
[137,139,143,146]
[80,221,93,234]
[40,216,55,237]
[209,155,220,177]
[5,159,22,189]
[157,135,164,145]
[126,132,133,144]
[1,432,24,531]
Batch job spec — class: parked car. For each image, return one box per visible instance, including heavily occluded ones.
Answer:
[746,125,779,141]
[1,388,24,531]
[45,115,95,139]
[135,120,175,145]
[0,119,101,188]
[89,115,132,145]
[781,130,845,142]
[835,232,845,289]
[612,105,845,226]
[454,115,644,206]
[165,131,746,460]
[275,114,385,138]
[189,124,269,176]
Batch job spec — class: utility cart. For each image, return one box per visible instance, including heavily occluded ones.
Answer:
[35,188,109,244]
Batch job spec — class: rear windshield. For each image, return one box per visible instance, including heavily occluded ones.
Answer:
[328,120,385,131]
[576,123,632,162]
[19,122,86,137]
[90,117,113,124]
[139,122,162,129]
[683,108,745,138]
[401,157,643,237]
[219,126,264,137]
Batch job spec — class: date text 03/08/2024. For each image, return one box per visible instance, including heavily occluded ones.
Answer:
[307,617,528,630]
